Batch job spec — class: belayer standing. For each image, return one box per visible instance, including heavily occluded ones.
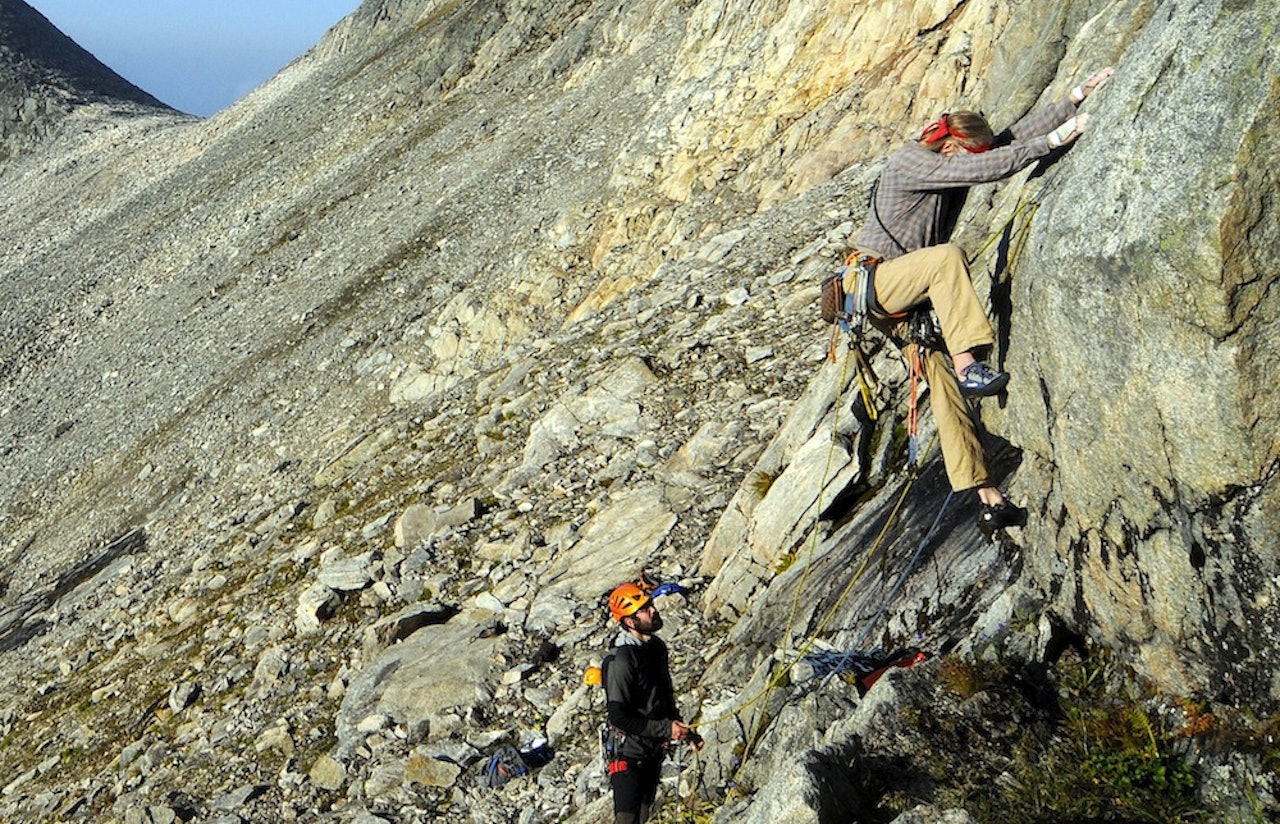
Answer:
[602,581,703,824]
[848,67,1115,533]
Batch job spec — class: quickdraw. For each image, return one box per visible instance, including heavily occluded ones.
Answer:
[907,343,924,469]
[825,252,906,423]
[903,307,942,471]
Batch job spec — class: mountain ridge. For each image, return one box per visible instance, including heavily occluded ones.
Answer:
[0,0,173,160]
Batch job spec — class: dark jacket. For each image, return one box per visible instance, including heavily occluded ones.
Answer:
[603,632,680,761]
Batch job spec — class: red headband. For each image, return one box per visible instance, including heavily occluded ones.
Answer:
[920,113,991,153]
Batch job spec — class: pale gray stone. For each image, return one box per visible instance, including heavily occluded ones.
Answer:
[363,762,404,798]
[248,647,290,699]
[312,499,337,529]
[167,681,200,714]
[393,499,482,549]
[254,722,294,757]
[533,486,676,613]
[477,586,508,607]
[295,583,341,635]
[361,513,394,540]
[334,610,505,758]
[405,751,462,788]
[147,809,177,824]
[317,552,380,592]
[361,601,458,658]
[210,784,267,810]
[524,593,577,635]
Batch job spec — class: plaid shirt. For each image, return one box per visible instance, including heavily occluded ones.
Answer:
[856,98,1077,259]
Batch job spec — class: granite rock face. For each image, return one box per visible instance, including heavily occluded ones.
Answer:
[1007,0,1280,705]
[1,0,1278,820]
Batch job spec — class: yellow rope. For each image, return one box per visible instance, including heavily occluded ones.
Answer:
[693,438,931,730]
[770,342,859,705]
[970,197,1039,262]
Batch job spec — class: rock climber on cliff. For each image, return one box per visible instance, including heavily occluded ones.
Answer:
[849,67,1115,534]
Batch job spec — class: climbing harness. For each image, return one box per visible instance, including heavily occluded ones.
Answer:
[820,253,884,338]
[906,344,925,468]
[824,249,944,472]
[599,722,630,775]
[823,252,913,424]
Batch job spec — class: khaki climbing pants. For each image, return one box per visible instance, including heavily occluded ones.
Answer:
[859,243,997,492]
[911,343,994,492]
[865,243,996,355]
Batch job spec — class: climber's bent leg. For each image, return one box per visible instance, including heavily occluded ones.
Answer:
[873,244,995,356]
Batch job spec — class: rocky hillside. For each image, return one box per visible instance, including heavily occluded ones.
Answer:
[1,0,1277,821]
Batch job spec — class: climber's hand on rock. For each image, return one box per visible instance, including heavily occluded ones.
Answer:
[1072,66,1115,103]
[1048,113,1091,148]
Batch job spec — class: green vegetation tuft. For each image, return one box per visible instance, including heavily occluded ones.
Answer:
[938,657,1005,700]
[958,650,1205,824]
[748,470,776,499]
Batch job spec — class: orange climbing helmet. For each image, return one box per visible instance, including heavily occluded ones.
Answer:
[608,582,651,622]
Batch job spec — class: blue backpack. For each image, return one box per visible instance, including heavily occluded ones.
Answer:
[482,744,529,788]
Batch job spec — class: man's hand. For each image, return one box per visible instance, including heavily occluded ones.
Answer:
[672,720,705,751]
[1048,113,1092,148]
[1071,66,1115,104]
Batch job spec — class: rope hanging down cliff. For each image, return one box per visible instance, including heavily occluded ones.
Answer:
[691,190,1051,766]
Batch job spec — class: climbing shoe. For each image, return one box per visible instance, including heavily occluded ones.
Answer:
[958,362,1010,397]
[979,501,1027,537]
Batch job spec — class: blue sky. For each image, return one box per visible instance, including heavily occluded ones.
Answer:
[30,1,361,117]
